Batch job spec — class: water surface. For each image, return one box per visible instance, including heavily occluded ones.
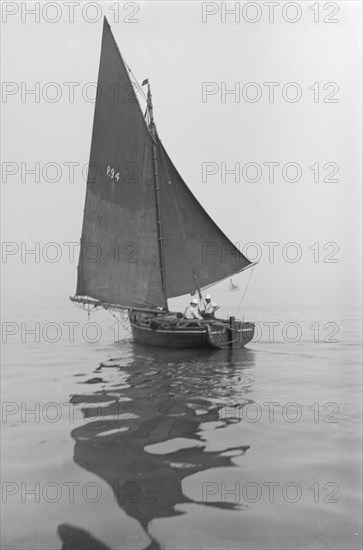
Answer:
[1,288,362,549]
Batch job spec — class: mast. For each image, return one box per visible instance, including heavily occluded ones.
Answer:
[147,82,168,311]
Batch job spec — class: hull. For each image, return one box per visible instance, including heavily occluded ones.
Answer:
[129,311,255,350]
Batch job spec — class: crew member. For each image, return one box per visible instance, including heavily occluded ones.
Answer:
[203,294,219,318]
[184,298,203,320]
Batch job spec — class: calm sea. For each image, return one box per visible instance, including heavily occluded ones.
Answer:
[1,287,362,550]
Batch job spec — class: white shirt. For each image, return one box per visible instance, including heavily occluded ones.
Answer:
[205,300,218,314]
[184,305,202,320]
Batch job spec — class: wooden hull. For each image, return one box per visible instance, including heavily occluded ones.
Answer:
[129,312,255,350]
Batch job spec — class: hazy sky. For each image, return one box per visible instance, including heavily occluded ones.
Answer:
[2,0,362,303]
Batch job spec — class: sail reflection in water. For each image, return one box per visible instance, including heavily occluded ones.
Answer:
[64,346,255,549]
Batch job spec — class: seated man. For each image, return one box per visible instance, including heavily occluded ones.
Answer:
[202,294,220,319]
[184,298,203,321]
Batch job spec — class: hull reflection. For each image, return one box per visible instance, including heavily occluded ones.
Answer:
[65,345,255,549]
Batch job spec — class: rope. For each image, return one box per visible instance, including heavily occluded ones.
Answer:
[126,64,148,102]
[72,300,102,320]
[72,299,131,337]
[235,266,255,318]
[205,324,239,348]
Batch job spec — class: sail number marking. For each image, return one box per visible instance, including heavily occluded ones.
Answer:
[106,163,138,184]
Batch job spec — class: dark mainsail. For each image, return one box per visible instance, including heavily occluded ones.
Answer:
[75,17,252,310]
[76,18,164,308]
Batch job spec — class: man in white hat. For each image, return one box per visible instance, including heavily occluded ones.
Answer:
[202,294,219,319]
[184,298,203,320]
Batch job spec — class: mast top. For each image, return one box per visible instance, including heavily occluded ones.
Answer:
[143,79,156,136]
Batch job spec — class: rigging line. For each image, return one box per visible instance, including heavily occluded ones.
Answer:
[159,144,205,307]
[126,64,148,101]
[235,265,255,319]
[72,300,102,318]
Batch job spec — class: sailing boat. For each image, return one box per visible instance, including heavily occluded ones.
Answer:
[71,18,256,349]
[229,278,240,292]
